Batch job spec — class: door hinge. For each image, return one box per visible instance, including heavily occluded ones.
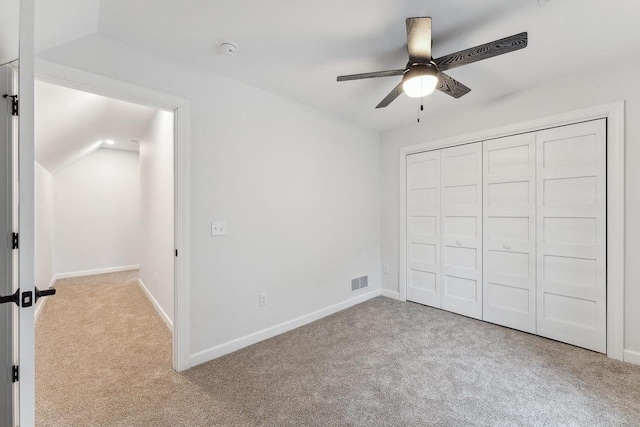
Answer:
[12,232,18,249]
[2,94,18,116]
[175,249,178,257]
[12,366,18,382]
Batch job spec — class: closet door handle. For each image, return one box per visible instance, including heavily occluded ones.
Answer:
[503,243,511,250]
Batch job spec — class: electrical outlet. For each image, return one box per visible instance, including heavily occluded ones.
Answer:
[211,221,227,236]
[259,292,268,307]
[383,265,389,274]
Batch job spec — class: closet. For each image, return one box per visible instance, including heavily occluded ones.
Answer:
[405,119,607,353]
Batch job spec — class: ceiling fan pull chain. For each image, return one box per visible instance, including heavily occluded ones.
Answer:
[417,99,424,122]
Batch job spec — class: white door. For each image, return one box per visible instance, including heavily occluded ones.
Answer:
[482,134,536,333]
[440,143,483,319]
[536,119,607,353]
[406,150,441,307]
[0,62,18,427]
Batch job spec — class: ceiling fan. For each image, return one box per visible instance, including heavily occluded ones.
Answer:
[337,17,528,108]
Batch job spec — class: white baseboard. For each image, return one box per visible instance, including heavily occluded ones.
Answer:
[35,275,57,323]
[56,264,139,280]
[138,278,173,333]
[189,289,382,367]
[624,349,640,366]
[381,289,400,300]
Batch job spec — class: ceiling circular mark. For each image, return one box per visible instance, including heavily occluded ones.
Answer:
[219,41,239,56]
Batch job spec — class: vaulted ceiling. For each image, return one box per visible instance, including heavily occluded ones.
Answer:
[34,0,640,131]
[35,80,157,173]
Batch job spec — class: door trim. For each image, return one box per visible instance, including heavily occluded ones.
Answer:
[34,59,191,372]
[398,101,625,361]
[18,1,36,424]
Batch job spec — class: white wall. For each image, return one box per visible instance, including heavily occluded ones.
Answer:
[380,56,640,356]
[39,34,382,361]
[53,148,140,274]
[34,161,54,290]
[139,110,174,326]
[0,0,19,65]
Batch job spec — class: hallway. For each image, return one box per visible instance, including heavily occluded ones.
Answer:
[36,271,201,426]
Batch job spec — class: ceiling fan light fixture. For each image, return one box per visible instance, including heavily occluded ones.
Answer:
[402,65,439,98]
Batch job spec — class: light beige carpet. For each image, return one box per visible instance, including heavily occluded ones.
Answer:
[37,271,640,426]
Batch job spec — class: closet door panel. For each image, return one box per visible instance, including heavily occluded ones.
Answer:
[482,133,536,333]
[406,151,441,307]
[536,119,606,353]
[440,143,483,319]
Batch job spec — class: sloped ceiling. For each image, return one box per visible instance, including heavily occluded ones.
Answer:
[35,80,157,174]
[35,0,100,54]
[35,0,640,132]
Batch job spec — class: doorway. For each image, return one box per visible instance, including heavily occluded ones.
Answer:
[33,79,176,423]
[4,58,190,426]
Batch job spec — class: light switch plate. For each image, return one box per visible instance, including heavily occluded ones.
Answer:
[211,221,227,236]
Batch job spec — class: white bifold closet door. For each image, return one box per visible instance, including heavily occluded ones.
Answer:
[483,133,537,333]
[440,143,483,319]
[536,119,607,353]
[406,150,441,307]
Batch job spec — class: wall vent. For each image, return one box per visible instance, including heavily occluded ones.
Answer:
[360,275,368,289]
[350,275,369,293]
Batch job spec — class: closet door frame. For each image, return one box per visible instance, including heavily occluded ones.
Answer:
[398,101,625,361]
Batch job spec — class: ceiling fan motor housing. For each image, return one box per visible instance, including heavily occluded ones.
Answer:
[404,62,439,78]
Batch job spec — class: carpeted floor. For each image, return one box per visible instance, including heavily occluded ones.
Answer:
[36,271,640,426]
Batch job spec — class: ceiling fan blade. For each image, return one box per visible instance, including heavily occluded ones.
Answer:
[337,69,405,82]
[376,82,404,109]
[437,73,471,99]
[406,17,432,63]
[435,32,528,72]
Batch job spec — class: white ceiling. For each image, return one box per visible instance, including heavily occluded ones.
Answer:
[35,0,100,54]
[35,80,158,173]
[35,0,640,132]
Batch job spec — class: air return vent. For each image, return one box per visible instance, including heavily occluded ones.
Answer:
[350,275,369,293]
